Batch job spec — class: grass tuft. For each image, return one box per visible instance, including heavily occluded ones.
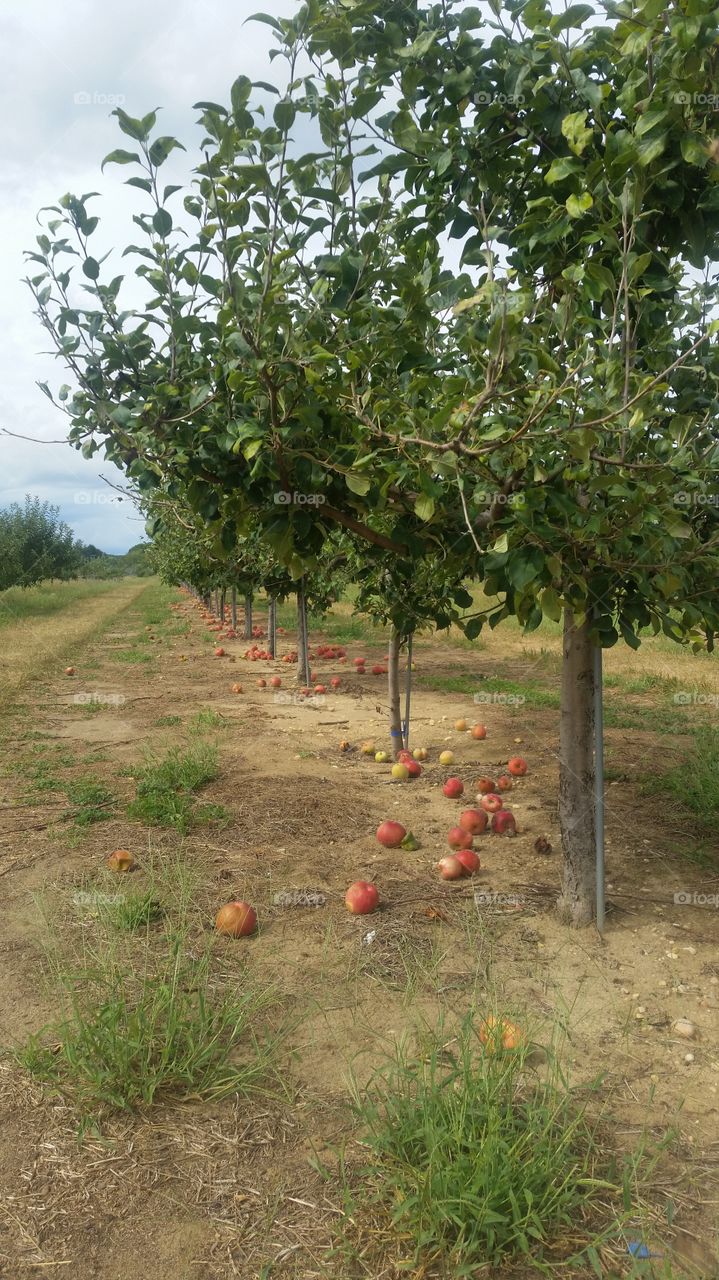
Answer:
[127,743,220,832]
[333,1012,646,1276]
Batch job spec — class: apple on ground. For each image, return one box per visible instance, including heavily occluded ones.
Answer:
[413,747,428,761]
[454,718,467,732]
[377,820,407,847]
[439,750,455,766]
[480,793,503,814]
[215,901,257,937]
[507,756,528,776]
[436,855,465,880]
[471,725,487,740]
[345,881,380,914]
[375,750,390,763]
[270,676,282,688]
[391,762,409,781]
[491,809,517,835]
[442,777,464,799]
[455,848,481,875]
[448,826,471,849]
[459,808,488,835]
[496,775,512,792]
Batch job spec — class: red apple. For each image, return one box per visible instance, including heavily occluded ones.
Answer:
[64,666,75,676]
[376,820,407,847]
[436,855,465,880]
[314,684,327,694]
[476,777,496,794]
[480,793,503,814]
[256,678,267,688]
[455,848,481,876]
[496,774,512,792]
[507,756,528,776]
[448,826,470,849]
[372,664,384,676]
[214,647,225,657]
[353,657,365,666]
[471,724,487,740]
[215,901,257,937]
[330,677,341,689]
[492,809,517,835]
[406,760,422,778]
[443,777,464,799]
[270,676,282,688]
[459,808,488,835]
[345,881,380,914]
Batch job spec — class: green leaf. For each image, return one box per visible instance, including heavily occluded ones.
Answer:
[112,108,151,142]
[561,111,593,156]
[273,99,296,131]
[545,156,581,184]
[345,472,371,497]
[680,134,709,167]
[414,493,436,521]
[549,4,594,33]
[636,135,666,166]
[101,148,141,170]
[245,12,283,31]
[565,191,593,217]
[149,136,186,167]
[152,209,173,236]
[540,586,562,622]
[82,257,100,280]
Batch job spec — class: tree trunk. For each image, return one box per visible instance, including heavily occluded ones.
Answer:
[296,581,311,686]
[557,609,596,926]
[231,587,237,630]
[220,588,226,623]
[213,589,219,614]
[244,594,253,641]
[388,627,403,757]
[268,597,277,658]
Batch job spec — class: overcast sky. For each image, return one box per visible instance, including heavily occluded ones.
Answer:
[0,0,297,552]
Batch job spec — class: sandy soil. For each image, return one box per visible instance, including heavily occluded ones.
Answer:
[0,582,717,1279]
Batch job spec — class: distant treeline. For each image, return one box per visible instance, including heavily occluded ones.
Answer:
[0,496,151,589]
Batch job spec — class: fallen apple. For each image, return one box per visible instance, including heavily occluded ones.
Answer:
[496,775,513,792]
[480,793,503,814]
[361,740,376,756]
[215,901,257,937]
[371,664,384,676]
[455,848,481,876]
[330,677,341,689]
[314,684,327,694]
[231,683,243,694]
[454,718,468,732]
[471,724,487,740]
[475,777,496,794]
[436,855,465,880]
[377,820,407,847]
[413,747,428,761]
[491,809,517,835]
[375,750,390,763]
[406,760,422,779]
[64,666,75,676]
[391,762,410,781]
[479,1014,523,1052]
[270,676,282,688]
[507,756,528,776]
[442,777,464,799]
[256,678,267,688]
[459,807,488,835]
[448,826,470,849]
[106,849,134,872]
[345,881,380,914]
[439,750,455,766]
[214,647,226,657]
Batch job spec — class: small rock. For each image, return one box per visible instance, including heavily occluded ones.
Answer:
[684,1053,694,1063]
[673,1018,696,1040]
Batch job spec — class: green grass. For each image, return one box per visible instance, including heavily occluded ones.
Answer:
[332,1012,650,1277]
[0,579,120,631]
[127,743,220,832]
[416,672,560,709]
[192,707,230,730]
[154,714,182,727]
[644,727,719,832]
[64,778,115,827]
[113,649,154,664]
[99,890,164,931]
[17,937,280,1114]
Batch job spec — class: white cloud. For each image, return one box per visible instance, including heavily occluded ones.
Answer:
[0,0,297,552]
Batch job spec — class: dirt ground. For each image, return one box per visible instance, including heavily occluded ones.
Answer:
[0,580,717,1279]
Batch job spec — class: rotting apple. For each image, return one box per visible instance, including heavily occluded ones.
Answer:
[436,855,465,880]
[475,777,496,794]
[491,809,517,835]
